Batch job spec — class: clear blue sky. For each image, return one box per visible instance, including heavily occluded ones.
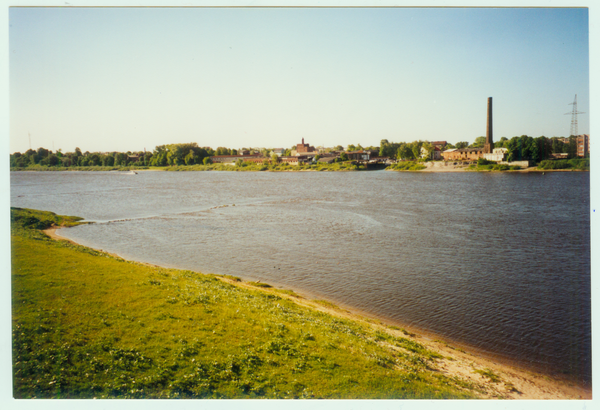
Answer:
[9,6,590,153]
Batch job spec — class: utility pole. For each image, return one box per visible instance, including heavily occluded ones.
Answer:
[565,94,585,137]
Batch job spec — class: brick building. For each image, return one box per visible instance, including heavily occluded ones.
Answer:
[577,134,590,157]
[441,148,483,161]
[296,138,315,155]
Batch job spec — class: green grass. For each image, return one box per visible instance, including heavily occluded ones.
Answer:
[474,368,501,383]
[10,161,375,172]
[537,158,589,170]
[11,208,480,399]
[10,165,150,172]
[11,207,85,230]
[274,289,301,298]
[386,161,426,171]
[163,161,362,172]
[312,300,340,309]
[467,164,521,172]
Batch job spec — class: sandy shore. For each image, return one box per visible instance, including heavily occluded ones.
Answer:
[42,226,592,400]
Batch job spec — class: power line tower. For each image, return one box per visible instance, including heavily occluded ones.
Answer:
[565,94,585,137]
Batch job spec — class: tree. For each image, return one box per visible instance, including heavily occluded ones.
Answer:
[536,136,552,161]
[494,137,509,148]
[151,146,168,166]
[506,135,537,162]
[528,137,540,163]
[470,136,486,148]
[421,142,433,160]
[46,154,59,166]
[79,156,90,166]
[397,144,413,160]
[216,147,231,156]
[102,154,115,166]
[380,139,401,158]
[32,147,50,164]
[184,150,195,165]
[114,152,128,166]
[271,154,279,164]
[203,157,212,165]
[455,141,468,149]
[89,154,101,166]
[236,159,244,167]
[566,136,577,158]
[551,137,565,154]
[339,152,348,161]
[167,145,184,166]
[409,141,424,160]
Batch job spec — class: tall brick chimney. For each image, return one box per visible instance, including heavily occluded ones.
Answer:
[483,97,494,154]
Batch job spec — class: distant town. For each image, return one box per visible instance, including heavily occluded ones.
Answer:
[9,134,590,170]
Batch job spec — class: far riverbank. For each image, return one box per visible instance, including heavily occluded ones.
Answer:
[10,160,589,173]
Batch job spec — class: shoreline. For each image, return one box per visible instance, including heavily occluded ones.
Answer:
[43,226,592,399]
[11,165,589,173]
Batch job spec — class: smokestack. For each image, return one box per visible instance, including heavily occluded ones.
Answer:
[484,97,494,154]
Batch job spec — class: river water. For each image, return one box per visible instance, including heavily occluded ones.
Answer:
[10,170,591,384]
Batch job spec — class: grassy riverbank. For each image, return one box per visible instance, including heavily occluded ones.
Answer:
[11,208,589,399]
[9,165,150,172]
[9,162,365,172]
[163,162,363,171]
[11,208,475,399]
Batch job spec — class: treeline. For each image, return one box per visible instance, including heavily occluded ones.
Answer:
[502,135,578,162]
[10,143,289,169]
[10,147,148,168]
[10,143,220,168]
[380,135,582,163]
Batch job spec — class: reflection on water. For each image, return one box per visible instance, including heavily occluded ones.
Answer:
[11,170,591,383]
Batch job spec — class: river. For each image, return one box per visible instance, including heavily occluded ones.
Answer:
[10,170,591,384]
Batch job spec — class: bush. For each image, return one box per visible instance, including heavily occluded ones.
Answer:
[387,161,426,171]
[492,164,509,171]
[537,158,588,170]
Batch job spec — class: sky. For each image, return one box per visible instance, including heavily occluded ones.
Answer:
[8,6,591,153]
